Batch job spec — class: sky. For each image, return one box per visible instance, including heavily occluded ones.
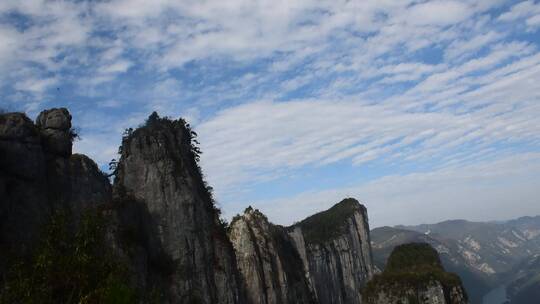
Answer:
[1,0,540,228]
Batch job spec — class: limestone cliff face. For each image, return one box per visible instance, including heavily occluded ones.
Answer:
[366,282,467,304]
[289,198,374,304]
[229,198,374,304]
[228,207,314,304]
[363,243,468,304]
[0,108,111,275]
[113,113,243,303]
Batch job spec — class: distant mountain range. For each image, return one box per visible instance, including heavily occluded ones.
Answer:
[371,216,540,304]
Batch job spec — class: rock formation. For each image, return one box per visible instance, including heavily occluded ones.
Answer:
[112,112,244,303]
[0,108,111,278]
[289,198,374,304]
[229,207,315,304]
[1,107,470,304]
[363,243,468,304]
[230,198,374,304]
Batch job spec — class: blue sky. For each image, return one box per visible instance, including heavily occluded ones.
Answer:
[1,0,540,227]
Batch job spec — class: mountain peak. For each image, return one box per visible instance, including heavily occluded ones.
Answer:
[385,243,443,272]
[363,242,467,304]
[293,197,367,245]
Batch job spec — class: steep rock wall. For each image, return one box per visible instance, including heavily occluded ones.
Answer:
[229,207,314,304]
[289,198,374,304]
[229,198,374,304]
[113,113,244,304]
[0,108,111,276]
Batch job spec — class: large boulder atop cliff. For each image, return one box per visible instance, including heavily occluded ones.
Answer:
[363,243,468,304]
[35,107,74,156]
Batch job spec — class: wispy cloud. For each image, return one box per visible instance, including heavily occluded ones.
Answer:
[1,0,539,225]
[254,153,540,227]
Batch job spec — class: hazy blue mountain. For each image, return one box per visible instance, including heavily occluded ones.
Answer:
[371,226,493,304]
[371,216,540,304]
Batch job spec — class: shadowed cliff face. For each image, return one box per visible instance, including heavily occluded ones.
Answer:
[0,109,111,276]
[113,113,244,304]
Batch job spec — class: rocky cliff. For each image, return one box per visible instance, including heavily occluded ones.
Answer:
[363,243,468,304]
[112,112,244,303]
[228,207,314,304]
[0,109,244,303]
[0,108,111,278]
[289,198,374,304]
[229,198,374,304]
[1,107,470,304]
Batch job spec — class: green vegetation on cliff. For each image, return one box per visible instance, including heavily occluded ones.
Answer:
[295,198,364,244]
[363,243,466,302]
[385,243,443,272]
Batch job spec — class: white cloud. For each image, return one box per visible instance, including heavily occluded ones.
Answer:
[498,0,540,22]
[251,153,540,227]
[2,0,540,226]
[445,31,504,61]
[0,26,19,69]
[526,14,540,29]
[101,60,132,74]
[97,99,124,108]
[14,76,58,94]
[0,0,526,98]
[198,87,540,201]
[405,1,472,26]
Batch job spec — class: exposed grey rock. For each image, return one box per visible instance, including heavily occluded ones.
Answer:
[113,113,244,304]
[229,198,374,304]
[367,280,458,304]
[35,108,73,156]
[229,207,315,304]
[289,198,374,304]
[366,281,468,304]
